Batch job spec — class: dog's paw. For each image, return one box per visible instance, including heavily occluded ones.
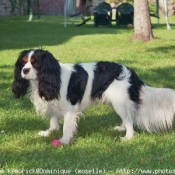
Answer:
[114,125,126,132]
[120,132,138,142]
[120,136,130,142]
[38,130,51,137]
[59,137,72,145]
[120,136,134,142]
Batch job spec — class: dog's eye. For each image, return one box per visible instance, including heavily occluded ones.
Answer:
[22,57,28,65]
[31,57,37,65]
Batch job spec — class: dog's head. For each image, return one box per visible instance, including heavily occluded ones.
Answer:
[12,49,61,101]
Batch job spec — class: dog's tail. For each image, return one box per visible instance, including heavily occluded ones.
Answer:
[135,85,175,132]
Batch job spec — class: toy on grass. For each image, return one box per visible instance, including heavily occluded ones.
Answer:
[51,139,61,147]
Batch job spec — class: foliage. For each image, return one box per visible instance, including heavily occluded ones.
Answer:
[0,16,175,174]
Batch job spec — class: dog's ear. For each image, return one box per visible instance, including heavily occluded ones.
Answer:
[12,50,30,98]
[37,50,61,101]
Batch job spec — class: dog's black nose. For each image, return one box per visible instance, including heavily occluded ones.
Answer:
[23,68,30,74]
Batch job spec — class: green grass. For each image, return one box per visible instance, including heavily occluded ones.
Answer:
[0,15,175,174]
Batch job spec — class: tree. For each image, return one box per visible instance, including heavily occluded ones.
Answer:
[133,0,154,42]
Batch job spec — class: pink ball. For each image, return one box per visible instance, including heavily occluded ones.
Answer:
[51,139,61,147]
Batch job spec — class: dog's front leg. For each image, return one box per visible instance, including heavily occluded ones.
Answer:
[38,115,59,137]
[60,111,78,145]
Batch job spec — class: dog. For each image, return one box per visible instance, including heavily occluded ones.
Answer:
[12,49,175,145]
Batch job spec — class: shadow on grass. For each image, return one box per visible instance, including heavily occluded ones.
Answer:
[77,110,121,138]
[0,16,174,51]
[145,66,175,88]
[0,114,47,134]
[152,23,175,29]
[0,16,133,51]
[147,45,175,56]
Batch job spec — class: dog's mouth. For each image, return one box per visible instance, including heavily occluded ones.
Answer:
[21,69,38,80]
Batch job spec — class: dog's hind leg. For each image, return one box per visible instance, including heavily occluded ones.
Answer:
[112,101,137,141]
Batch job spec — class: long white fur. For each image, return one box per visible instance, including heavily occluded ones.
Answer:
[21,50,175,145]
[136,86,175,132]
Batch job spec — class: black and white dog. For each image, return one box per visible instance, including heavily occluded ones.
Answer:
[12,49,175,145]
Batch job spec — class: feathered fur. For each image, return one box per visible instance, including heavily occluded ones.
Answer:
[12,49,175,145]
[12,50,30,98]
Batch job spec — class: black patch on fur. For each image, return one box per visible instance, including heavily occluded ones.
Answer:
[128,68,144,104]
[33,50,61,101]
[67,64,88,105]
[91,61,123,99]
[12,50,30,98]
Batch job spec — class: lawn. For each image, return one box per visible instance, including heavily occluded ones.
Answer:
[0,15,175,174]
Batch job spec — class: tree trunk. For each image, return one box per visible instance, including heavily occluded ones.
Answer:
[133,0,154,42]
